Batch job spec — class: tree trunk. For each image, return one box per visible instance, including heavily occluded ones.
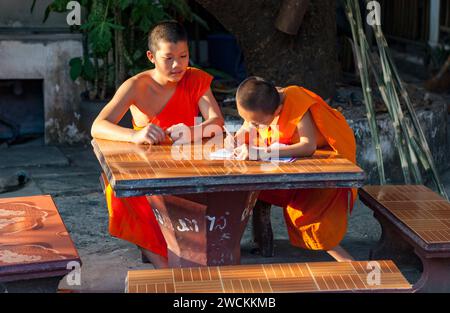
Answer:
[195,0,338,99]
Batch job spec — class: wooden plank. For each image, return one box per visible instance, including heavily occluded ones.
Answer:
[92,139,365,197]
[0,195,81,282]
[126,261,411,293]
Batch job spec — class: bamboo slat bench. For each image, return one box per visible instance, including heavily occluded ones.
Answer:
[0,195,81,292]
[125,260,411,293]
[359,185,450,292]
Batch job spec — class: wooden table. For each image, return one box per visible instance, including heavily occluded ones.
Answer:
[92,139,365,267]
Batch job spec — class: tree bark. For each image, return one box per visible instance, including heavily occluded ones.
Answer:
[195,0,338,99]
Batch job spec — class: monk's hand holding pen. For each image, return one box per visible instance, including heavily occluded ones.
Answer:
[131,123,166,145]
[234,144,249,160]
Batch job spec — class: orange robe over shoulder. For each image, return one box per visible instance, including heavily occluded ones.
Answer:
[258,86,357,251]
[104,67,213,258]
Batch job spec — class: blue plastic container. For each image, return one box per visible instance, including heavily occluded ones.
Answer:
[207,34,246,81]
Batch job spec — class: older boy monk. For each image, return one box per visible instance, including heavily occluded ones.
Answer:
[226,76,357,262]
[91,21,224,268]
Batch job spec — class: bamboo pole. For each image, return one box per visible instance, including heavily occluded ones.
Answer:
[344,0,386,184]
[345,0,448,199]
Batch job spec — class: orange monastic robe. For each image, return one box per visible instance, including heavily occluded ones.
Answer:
[104,67,213,257]
[258,86,357,251]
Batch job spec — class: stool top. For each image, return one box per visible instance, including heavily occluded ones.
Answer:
[360,185,450,245]
[126,260,411,293]
[0,195,80,282]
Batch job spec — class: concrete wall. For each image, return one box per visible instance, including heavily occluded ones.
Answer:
[349,100,448,185]
[0,0,68,29]
[0,34,85,144]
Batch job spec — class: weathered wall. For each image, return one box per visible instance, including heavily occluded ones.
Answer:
[0,34,85,144]
[0,0,68,29]
[348,100,448,185]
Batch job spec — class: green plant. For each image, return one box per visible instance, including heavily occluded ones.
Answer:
[32,0,208,100]
[345,0,448,199]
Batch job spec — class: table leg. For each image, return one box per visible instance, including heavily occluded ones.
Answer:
[370,213,420,267]
[2,276,62,293]
[413,250,450,293]
[372,213,450,292]
[252,200,274,257]
[147,191,259,267]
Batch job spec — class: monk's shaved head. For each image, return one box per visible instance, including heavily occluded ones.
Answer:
[148,21,188,53]
[236,76,280,115]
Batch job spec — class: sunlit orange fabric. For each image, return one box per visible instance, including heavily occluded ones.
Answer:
[258,86,357,250]
[104,67,213,257]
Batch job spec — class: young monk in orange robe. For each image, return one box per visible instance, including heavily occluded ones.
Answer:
[227,76,357,262]
[91,21,224,268]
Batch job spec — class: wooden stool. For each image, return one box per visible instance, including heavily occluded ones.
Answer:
[359,185,450,292]
[126,260,411,293]
[0,195,81,292]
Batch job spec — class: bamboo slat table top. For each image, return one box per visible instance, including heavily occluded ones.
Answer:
[92,139,365,197]
[0,195,80,282]
[126,260,411,293]
[360,185,450,245]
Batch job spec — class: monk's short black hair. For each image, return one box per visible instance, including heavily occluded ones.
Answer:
[148,20,188,53]
[236,76,281,115]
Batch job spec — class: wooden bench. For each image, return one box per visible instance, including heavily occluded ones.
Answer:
[359,185,450,292]
[125,260,411,293]
[0,195,81,292]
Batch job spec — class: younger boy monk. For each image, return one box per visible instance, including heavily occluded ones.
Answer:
[227,76,357,262]
[91,21,224,268]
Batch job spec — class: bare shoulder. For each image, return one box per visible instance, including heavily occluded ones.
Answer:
[120,70,152,91]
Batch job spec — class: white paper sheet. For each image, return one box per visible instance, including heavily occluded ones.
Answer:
[209,143,297,163]
[209,148,235,160]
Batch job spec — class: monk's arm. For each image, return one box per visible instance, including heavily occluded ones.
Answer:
[194,88,224,138]
[91,79,136,142]
[270,111,317,158]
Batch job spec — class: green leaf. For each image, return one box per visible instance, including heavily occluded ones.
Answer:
[88,19,114,55]
[42,0,73,23]
[82,57,95,81]
[107,22,125,31]
[30,0,37,13]
[43,6,52,23]
[80,0,91,6]
[69,57,82,66]
[118,0,132,10]
[69,57,83,81]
